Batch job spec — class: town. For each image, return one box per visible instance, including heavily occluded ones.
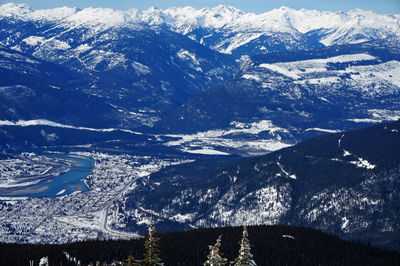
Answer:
[0,151,191,243]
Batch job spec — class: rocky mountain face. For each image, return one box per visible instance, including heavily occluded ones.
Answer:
[124,120,400,250]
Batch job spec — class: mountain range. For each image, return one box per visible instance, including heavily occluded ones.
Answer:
[1,3,400,155]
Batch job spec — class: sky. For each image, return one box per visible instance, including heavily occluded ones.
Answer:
[1,0,400,14]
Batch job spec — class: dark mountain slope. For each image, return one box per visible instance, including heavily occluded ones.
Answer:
[0,46,122,128]
[0,16,235,129]
[124,120,400,250]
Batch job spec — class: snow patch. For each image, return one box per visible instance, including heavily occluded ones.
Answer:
[259,63,300,79]
[22,36,71,50]
[369,109,400,121]
[305,77,340,85]
[343,150,352,157]
[341,217,349,230]
[0,119,142,135]
[56,189,66,196]
[177,49,200,65]
[347,118,383,123]
[242,74,261,82]
[282,234,295,239]
[216,32,263,54]
[305,128,341,133]
[170,213,195,223]
[277,161,296,180]
[350,157,376,169]
[181,149,230,155]
[74,44,92,53]
[132,61,151,75]
[22,36,45,46]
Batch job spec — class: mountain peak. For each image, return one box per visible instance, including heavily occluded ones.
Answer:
[0,3,79,22]
[211,4,244,14]
[0,3,32,18]
[66,7,128,28]
[276,6,295,12]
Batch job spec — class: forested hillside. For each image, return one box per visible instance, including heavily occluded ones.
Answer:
[1,225,400,265]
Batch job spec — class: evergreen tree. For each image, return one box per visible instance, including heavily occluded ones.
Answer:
[204,235,228,266]
[141,224,163,266]
[232,226,257,266]
[123,255,141,266]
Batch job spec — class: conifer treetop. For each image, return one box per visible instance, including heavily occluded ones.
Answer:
[233,226,257,266]
[142,223,164,266]
[204,235,228,266]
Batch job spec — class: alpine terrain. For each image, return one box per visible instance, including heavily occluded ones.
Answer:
[0,2,399,252]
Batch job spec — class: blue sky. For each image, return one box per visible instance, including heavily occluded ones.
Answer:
[2,0,400,14]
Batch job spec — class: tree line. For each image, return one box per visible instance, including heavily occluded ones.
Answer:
[1,224,400,265]
[120,224,256,266]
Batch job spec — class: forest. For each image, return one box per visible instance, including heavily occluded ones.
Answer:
[1,225,400,265]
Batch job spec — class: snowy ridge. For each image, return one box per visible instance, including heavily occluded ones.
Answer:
[140,5,400,47]
[1,3,399,52]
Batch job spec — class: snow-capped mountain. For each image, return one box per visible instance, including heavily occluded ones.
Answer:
[125,4,400,55]
[1,3,400,154]
[1,3,400,56]
[161,5,400,44]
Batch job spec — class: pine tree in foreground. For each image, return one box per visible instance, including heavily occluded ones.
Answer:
[232,226,257,266]
[141,224,163,266]
[204,235,228,266]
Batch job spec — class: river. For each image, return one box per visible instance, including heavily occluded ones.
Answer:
[0,153,94,198]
